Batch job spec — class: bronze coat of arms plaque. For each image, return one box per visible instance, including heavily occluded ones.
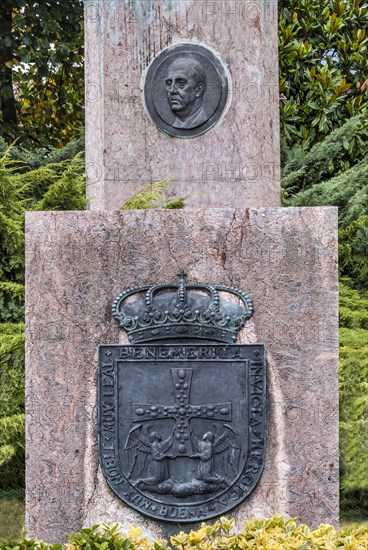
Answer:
[98,275,266,523]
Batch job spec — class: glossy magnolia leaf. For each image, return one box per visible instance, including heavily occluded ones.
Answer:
[279,0,368,148]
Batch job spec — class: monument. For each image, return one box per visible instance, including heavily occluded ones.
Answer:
[25,0,339,543]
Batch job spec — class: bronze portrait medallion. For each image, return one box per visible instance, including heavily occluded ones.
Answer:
[144,43,230,138]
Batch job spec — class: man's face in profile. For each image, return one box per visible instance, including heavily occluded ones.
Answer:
[165,58,204,120]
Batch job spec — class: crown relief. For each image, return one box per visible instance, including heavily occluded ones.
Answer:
[112,272,253,344]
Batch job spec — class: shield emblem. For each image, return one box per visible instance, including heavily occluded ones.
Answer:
[99,343,266,522]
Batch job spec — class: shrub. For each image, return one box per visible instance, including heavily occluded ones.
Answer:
[339,280,368,511]
[1,516,367,550]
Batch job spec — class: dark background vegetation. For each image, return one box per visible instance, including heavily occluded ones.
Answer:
[0,0,367,539]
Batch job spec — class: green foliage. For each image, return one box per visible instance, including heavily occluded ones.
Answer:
[30,155,87,211]
[340,281,368,330]
[0,492,24,542]
[339,280,368,510]
[282,116,368,288]
[0,135,85,171]
[121,180,187,210]
[0,150,24,283]
[286,157,368,225]
[0,319,24,491]
[67,523,168,550]
[0,283,24,323]
[282,115,368,192]
[0,323,24,420]
[0,516,367,549]
[290,176,368,286]
[279,0,368,148]
[0,321,24,491]
[339,217,368,288]
[0,414,24,487]
[0,415,24,452]
[0,536,59,550]
[0,1,84,147]
[170,515,368,549]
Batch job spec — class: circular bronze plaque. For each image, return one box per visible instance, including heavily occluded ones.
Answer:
[144,43,230,138]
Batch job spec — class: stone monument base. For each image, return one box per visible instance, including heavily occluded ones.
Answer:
[25,208,338,542]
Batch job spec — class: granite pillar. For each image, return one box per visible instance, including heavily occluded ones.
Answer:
[85,0,280,209]
[25,207,339,542]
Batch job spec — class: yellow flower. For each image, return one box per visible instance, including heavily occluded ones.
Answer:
[128,524,143,540]
[188,526,208,544]
[170,531,188,546]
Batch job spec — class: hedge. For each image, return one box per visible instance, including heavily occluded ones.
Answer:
[1,515,367,550]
